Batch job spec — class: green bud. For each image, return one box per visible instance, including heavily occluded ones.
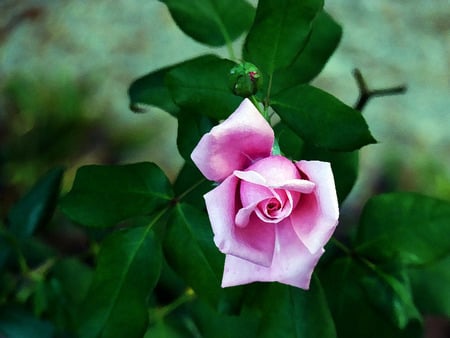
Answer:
[229,62,263,97]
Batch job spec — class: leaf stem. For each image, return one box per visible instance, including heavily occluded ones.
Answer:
[330,237,352,255]
[264,73,274,110]
[173,178,207,204]
[151,288,196,322]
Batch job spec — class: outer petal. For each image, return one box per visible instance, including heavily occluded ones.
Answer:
[291,161,339,254]
[191,99,274,182]
[204,175,276,267]
[221,219,323,289]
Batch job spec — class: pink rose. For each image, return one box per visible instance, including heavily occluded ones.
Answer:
[191,99,339,289]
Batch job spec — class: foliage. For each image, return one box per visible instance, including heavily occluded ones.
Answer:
[0,0,448,337]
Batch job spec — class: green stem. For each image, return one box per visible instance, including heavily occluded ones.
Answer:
[330,237,352,255]
[263,73,274,121]
[250,95,265,115]
[151,288,196,322]
[225,39,236,61]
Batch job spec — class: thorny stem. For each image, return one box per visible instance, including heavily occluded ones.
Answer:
[353,68,407,111]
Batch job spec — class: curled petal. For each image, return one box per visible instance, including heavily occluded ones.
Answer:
[235,170,315,193]
[235,201,259,228]
[291,161,339,254]
[191,99,274,182]
[204,175,276,267]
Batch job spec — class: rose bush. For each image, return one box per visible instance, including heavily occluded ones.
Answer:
[191,99,339,289]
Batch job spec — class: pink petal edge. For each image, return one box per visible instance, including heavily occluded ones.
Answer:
[191,99,274,182]
[204,175,276,267]
[290,160,339,254]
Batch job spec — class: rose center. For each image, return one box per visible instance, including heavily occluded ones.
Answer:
[253,194,292,223]
[266,199,281,214]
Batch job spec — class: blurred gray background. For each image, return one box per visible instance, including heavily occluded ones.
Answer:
[1,0,449,198]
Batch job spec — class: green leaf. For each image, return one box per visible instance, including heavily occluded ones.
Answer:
[177,110,215,161]
[275,122,358,203]
[77,225,162,338]
[409,254,450,316]
[0,307,54,338]
[166,55,242,120]
[243,0,323,75]
[272,84,376,151]
[128,65,179,115]
[271,10,342,93]
[60,162,173,227]
[301,144,358,204]
[7,167,64,239]
[163,203,223,306]
[52,258,93,306]
[320,257,423,338]
[355,193,450,266]
[359,266,421,329]
[144,320,185,338]
[274,122,305,160]
[160,0,255,47]
[173,162,211,208]
[243,278,336,338]
[188,298,260,338]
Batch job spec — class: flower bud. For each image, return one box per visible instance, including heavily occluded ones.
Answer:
[229,62,263,97]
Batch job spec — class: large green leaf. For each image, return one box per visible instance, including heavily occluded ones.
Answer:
[242,278,336,338]
[409,254,450,316]
[274,121,305,160]
[271,10,342,93]
[163,203,223,306]
[301,144,358,204]
[128,65,179,115]
[7,167,64,239]
[320,257,422,338]
[166,55,242,120]
[160,0,255,47]
[355,193,450,266]
[243,0,323,76]
[177,110,215,161]
[173,162,211,208]
[60,162,173,227]
[77,226,162,338]
[272,84,376,151]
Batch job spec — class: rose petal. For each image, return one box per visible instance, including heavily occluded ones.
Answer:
[242,156,299,184]
[237,173,275,208]
[235,201,259,228]
[221,219,323,289]
[204,175,276,267]
[290,161,339,254]
[191,99,274,182]
[275,179,315,193]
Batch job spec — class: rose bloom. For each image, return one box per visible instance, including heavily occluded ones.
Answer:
[191,99,339,289]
